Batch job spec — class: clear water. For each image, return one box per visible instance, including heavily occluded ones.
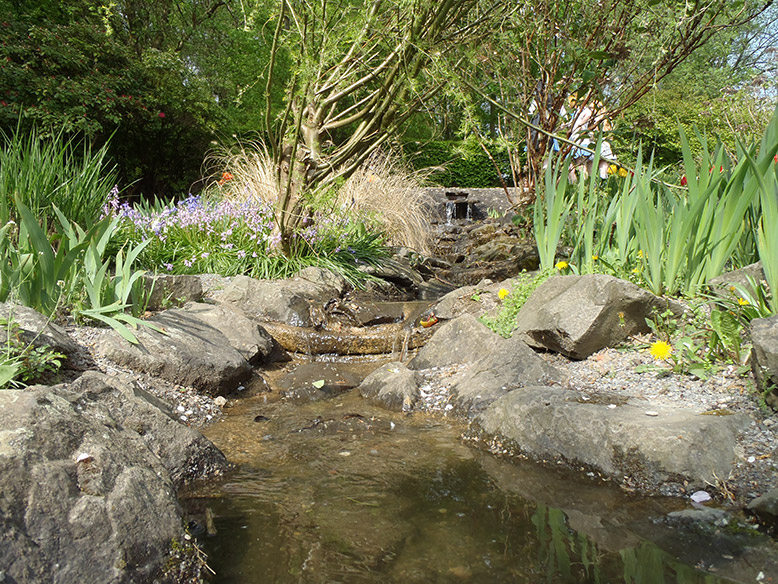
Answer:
[181,368,776,584]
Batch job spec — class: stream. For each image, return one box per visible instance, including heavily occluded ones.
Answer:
[180,358,777,584]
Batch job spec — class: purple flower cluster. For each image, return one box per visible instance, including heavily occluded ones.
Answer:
[104,191,276,246]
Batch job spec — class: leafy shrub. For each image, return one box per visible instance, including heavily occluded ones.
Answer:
[403,137,516,187]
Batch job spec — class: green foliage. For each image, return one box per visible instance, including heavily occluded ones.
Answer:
[1,314,65,389]
[536,104,778,299]
[1,195,154,343]
[480,269,554,338]
[644,303,748,380]
[0,127,117,227]
[403,138,515,187]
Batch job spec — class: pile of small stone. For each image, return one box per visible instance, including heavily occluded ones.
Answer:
[414,363,466,414]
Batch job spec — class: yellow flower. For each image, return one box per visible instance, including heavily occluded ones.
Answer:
[592,255,599,261]
[498,288,510,300]
[637,250,644,258]
[737,297,750,306]
[555,261,569,270]
[649,340,673,361]
[608,164,618,175]
[618,167,629,178]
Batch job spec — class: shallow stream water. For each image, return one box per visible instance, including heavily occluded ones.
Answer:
[180,360,777,584]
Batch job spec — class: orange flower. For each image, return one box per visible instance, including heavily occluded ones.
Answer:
[218,172,234,186]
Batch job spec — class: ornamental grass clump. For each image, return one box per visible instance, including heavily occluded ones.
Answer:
[333,151,435,255]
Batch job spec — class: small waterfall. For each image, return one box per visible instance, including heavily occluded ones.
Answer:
[445,201,455,225]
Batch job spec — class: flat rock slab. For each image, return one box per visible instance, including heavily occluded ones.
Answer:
[95,308,252,395]
[475,386,749,491]
[182,302,274,364]
[277,362,365,403]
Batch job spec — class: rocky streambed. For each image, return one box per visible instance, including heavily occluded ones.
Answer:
[2,196,778,582]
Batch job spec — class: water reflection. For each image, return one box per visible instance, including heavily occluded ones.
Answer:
[181,390,771,583]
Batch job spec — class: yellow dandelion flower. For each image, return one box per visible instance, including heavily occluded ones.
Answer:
[592,255,599,261]
[649,340,673,361]
[498,288,510,300]
[555,261,569,270]
[737,297,750,306]
[618,167,629,178]
[608,164,618,175]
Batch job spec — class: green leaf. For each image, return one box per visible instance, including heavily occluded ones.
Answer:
[0,363,20,388]
[312,379,325,389]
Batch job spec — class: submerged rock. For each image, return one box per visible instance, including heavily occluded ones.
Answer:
[0,371,227,583]
[359,362,419,412]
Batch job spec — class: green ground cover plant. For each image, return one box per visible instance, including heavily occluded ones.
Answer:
[0,313,65,389]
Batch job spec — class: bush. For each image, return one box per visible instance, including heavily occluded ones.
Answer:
[402,137,517,187]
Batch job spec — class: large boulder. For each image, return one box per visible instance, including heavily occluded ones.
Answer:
[0,302,80,362]
[708,262,765,296]
[750,315,778,410]
[514,274,677,360]
[0,371,227,584]
[474,386,749,491]
[94,308,253,395]
[409,314,565,416]
[208,271,345,327]
[359,362,419,412]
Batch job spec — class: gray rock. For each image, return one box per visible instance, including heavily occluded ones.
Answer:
[0,302,80,360]
[182,302,274,364]
[359,362,419,412]
[708,262,765,296]
[142,274,203,311]
[409,313,499,369]
[475,386,749,490]
[514,274,679,359]
[747,488,778,529]
[211,273,343,326]
[409,314,564,415]
[0,371,227,584]
[94,308,252,395]
[750,315,778,410]
[449,332,565,416]
[361,256,424,289]
[295,266,348,295]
